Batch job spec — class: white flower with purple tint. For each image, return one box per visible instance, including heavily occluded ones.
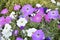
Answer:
[9,11,17,19]
[2,24,13,39]
[17,17,27,27]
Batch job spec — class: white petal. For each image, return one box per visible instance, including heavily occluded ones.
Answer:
[51,0,56,3]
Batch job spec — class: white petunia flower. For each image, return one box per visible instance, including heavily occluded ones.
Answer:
[17,17,27,27]
[2,24,13,39]
[51,0,56,3]
[9,11,17,19]
[24,38,27,40]
[1,36,11,40]
[1,36,5,40]
[26,28,37,37]
[57,2,60,6]
[36,4,42,7]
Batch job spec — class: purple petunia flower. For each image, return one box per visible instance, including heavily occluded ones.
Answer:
[16,37,23,40]
[45,37,51,40]
[36,7,45,17]
[0,16,5,28]
[0,16,11,28]
[58,24,60,29]
[5,16,11,24]
[45,14,51,22]
[13,30,19,36]
[21,4,35,17]
[32,30,45,40]
[14,4,21,11]
[47,10,59,19]
[1,8,8,14]
[30,13,42,23]
[20,26,25,30]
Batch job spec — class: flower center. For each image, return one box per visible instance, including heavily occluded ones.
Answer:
[27,8,29,10]
[36,33,40,37]
[21,21,23,23]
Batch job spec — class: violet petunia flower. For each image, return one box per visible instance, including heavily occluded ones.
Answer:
[45,37,51,40]
[5,16,11,24]
[14,4,21,11]
[0,16,11,28]
[0,16,5,28]
[35,7,45,17]
[20,26,25,30]
[58,24,60,29]
[1,8,8,14]
[21,4,35,17]
[16,37,23,40]
[45,14,51,22]
[13,30,19,36]
[32,30,45,40]
[30,13,42,23]
[47,10,59,19]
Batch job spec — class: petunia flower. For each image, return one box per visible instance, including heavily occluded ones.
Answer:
[30,13,42,23]
[16,37,23,40]
[2,24,13,39]
[0,16,11,28]
[26,28,37,37]
[0,16,5,28]
[58,24,60,29]
[47,10,59,20]
[51,0,56,3]
[17,17,27,27]
[57,2,60,6]
[32,30,45,40]
[45,14,51,22]
[13,30,19,36]
[36,4,42,8]
[21,4,35,17]
[44,37,51,40]
[14,4,21,11]
[1,8,8,14]
[35,7,45,17]
[9,11,17,19]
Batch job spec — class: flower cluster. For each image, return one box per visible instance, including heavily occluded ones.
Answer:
[0,3,60,40]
